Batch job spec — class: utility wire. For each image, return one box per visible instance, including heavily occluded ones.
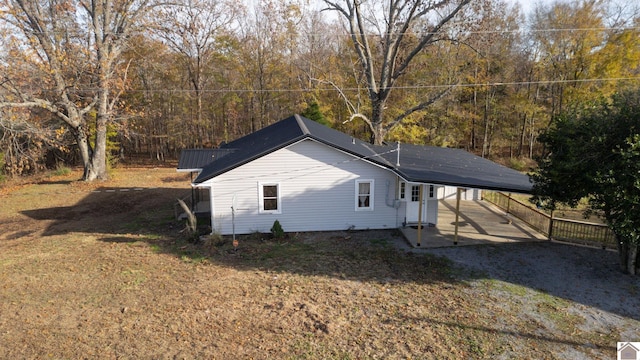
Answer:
[197,145,398,185]
[7,26,640,37]
[39,76,640,94]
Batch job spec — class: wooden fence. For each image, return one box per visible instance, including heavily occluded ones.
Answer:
[483,192,617,249]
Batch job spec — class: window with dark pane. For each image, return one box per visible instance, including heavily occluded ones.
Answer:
[263,185,278,211]
[411,185,420,201]
[358,182,370,208]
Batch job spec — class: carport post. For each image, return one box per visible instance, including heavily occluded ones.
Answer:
[548,210,554,240]
[454,188,461,245]
[417,185,423,247]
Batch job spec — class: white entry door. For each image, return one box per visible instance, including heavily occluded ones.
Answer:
[405,184,427,223]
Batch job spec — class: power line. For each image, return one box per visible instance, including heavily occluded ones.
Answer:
[197,145,398,186]
[6,26,640,37]
[44,76,640,94]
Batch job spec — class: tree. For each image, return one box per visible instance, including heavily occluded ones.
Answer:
[0,0,154,180]
[154,0,239,147]
[321,0,472,145]
[531,89,640,275]
[530,0,640,120]
[301,99,330,126]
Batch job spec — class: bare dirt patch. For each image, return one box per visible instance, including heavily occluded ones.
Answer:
[0,167,638,359]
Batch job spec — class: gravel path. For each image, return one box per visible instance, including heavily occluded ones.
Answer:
[393,238,640,355]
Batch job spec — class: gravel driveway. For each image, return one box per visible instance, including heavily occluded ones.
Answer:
[393,238,640,357]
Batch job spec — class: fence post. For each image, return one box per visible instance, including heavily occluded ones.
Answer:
[547,210,554,240]
[506,193,511,214]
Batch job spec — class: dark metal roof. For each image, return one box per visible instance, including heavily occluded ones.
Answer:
[379,144,533,193]
[192,114,532,193]
[177,149,235,171]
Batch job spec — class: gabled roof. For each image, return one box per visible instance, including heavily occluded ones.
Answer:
[177,149,235,172]
[193,114,533,193]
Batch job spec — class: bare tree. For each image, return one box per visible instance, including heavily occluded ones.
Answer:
[322,0,472,144]
[153,0,240,147]
[0,0,154,180]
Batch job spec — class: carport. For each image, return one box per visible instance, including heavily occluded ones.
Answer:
[400,198,547,248]
[376,144,540,248]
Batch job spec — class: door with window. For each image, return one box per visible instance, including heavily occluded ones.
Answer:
[405,184,427,223]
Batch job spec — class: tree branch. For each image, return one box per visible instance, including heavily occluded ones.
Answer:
[393,0,471,80]
[384,84,458,133]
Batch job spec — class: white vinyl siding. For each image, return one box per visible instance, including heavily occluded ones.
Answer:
[203,139,399,235]
[438,186,482,200]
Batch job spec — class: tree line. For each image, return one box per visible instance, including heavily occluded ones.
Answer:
[1,0,639,179]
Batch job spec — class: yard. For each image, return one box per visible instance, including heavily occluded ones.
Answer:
[0,167,638,359]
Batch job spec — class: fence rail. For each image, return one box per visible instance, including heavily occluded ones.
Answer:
[484,192,616,249]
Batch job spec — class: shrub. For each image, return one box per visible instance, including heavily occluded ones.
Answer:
[53,164,71,176]
[509,157,527,172]
[201,231,225,253]
[270,220,284,239]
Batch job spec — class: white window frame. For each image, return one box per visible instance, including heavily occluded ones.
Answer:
[428,185,436,199]
[410,184,421,202]
[258,182,281,214]
[398,181,406,200]
[355,179,374,211]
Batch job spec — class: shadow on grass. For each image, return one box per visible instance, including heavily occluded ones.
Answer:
[402,314,617,353]
[21,187,190,236]
[19,187,457,287]
[19,187,640,323]
[37,179,75,185]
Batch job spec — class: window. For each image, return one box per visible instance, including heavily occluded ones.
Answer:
[258,182,281,214]
[355,180,374,211]
[429,185,435,198]
[399,182,406,200]
[411,185,420,202]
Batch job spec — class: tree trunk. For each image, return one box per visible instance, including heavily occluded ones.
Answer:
[84,90,109,181]
[74,125,92,178]
[617,237,639,276]
[518,114,527,157]
[370,99,386,145]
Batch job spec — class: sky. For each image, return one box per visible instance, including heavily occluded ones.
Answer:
[508,0,556,17]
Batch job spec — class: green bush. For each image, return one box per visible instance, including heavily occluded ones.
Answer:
[509,157,527,172]
[53,164,71,176]
[270,220,284,239]
[201,231,225,252]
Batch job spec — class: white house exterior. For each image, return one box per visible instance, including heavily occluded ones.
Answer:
[185,115,533,236]
[198,138,440,235]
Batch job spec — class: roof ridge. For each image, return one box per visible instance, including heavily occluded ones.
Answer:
[294,114,310,135]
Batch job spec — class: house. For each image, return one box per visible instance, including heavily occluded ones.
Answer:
[186,114,532,236]
[177,148,235,214]
[620,343,640,360]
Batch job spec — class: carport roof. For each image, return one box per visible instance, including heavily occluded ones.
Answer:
[177,149,235,172]
[192,114,533,193]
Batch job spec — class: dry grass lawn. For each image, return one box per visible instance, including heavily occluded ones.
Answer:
[0,167,634,359]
